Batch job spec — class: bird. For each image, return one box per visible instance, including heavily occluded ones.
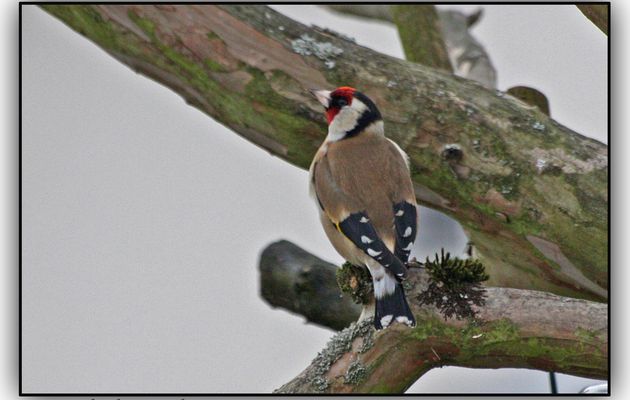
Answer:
[308,86,418,330]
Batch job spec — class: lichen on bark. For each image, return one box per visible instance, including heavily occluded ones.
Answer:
[42,4,608,303]
[276,261,607,393]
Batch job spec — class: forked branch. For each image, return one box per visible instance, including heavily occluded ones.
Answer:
[262,241,607,393]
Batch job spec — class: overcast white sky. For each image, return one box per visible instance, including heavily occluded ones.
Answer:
[21,4,606,394]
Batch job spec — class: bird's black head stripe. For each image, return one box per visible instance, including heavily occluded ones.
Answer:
[343,91,382,139]
[354,91,381,118]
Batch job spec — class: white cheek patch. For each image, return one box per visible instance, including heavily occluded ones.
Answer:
[327,109,359,141]
[326,99,369,142]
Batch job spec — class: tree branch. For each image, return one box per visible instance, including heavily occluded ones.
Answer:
[391,5,453,72]
[323,5,496,88]
[576,4,609,35]
[42,4,608,301]
[259,240,360,331]
[264,242,607,393]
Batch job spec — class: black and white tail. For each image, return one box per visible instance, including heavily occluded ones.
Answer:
[374,279,416,330]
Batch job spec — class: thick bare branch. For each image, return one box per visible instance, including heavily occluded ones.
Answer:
[42,5,608,302]
[259,240,360,331]
[265,242,607,393]
[391,5,453,72]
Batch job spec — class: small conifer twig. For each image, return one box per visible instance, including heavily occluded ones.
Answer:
[417,248,489,320]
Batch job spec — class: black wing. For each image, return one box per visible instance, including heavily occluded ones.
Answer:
[338,211,408,281]
[393,201,418,263]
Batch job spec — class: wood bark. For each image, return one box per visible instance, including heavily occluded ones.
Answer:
[264,241,607,393]
[324,5,496,89]
[326,4,609,37]
[42,4,607,307]
[576,4,609,35]
[259,240,360,331]
[391,5,453,72]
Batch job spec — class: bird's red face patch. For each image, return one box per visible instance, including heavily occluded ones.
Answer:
[325,108,340,124]
[326,86,356,124]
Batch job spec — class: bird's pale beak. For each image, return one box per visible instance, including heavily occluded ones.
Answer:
[310,89,332,108]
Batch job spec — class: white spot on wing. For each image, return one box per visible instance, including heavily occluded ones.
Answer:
[403,242,414,251]
[395,316,411,325]
[361,235,373,244]
[360,216,369,223]
[403,227,413,237]
[367,248,382,257]
[395,209,404,217]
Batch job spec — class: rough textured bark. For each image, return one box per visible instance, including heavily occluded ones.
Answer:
[391,5,453,72]
[266,242,607,393]
[42,5,608,302]
[259,240,360,331]
[576,4,609,35]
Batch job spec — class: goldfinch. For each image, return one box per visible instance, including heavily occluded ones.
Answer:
[309,86,417,330]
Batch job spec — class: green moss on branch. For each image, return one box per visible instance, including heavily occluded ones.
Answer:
[391,5,453,72]
[42,4,608,301]
[336,262,374,305]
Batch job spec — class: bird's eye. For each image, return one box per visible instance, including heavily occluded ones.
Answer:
[336,98,348,107]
